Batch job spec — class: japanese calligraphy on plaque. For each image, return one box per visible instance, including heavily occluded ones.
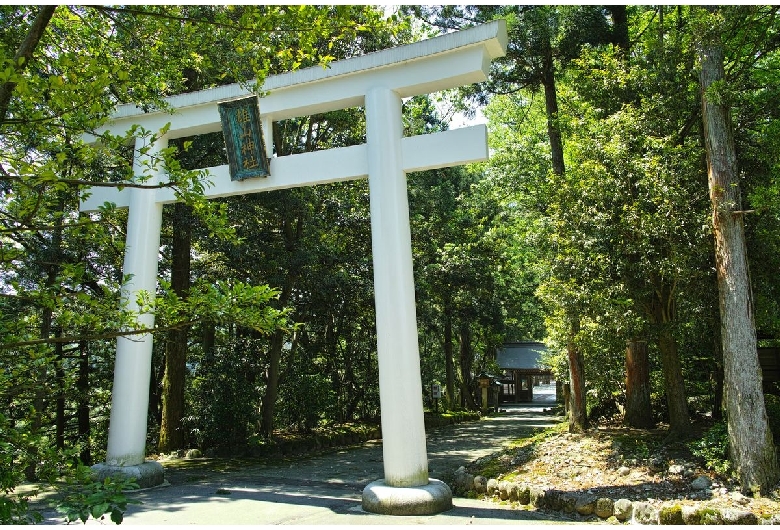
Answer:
[218,97,270,181]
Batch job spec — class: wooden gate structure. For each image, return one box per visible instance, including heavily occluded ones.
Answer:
[81,21,507,515]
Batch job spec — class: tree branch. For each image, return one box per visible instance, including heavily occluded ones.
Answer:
[0,218,100,234]
[0,319,201,350]
[90,5,371,34]
[0,171,185,191]
[0,6,58,123]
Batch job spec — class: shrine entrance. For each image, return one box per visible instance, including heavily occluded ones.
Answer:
[81,21,507,515]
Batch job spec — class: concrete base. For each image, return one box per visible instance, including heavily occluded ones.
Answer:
[362,479,453,516]
[91,461,165,490]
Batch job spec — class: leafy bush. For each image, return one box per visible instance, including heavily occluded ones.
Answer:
[688,421,731,476]
[185,338,265,453]
[276,369,334,433]
[1,412,58,524]
[1,411,137,525]
[56,465,139,525]
[0,494,41,525]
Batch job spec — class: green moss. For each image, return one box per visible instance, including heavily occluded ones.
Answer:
[507,423,566,449]
[516,486,530,505]
[612,433,660,460]
[659,505,684,525]
[474,459,505,478]
[386,466,429,488]
[696,507,722,525]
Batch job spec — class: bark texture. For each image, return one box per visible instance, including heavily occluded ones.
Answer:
[260,329,285,438]
[159,203,192,453]
[458,325,478,411]
[77,341,91,464]
[567,317,587,432]
[540,36,586,431]
[643,274,691,438]
[700,31,779,494]
[443,305,455,410]
[657,324,690,439]
[260,259,298,438]
[623,340,654,429]
[542,40,565,178]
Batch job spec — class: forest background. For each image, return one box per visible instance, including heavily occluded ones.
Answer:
[2,4,779,523]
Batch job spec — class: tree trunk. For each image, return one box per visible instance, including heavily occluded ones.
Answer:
[607,5,629,54]
[458,324,478,411]
[541,29,587,433]
[159,203,192,453]
[260,270,296,438]
[27,198,65,479]
[624,339,654,428]
[567,316,587,432]
[77,341,91,465]
[325,317,343,422]
[55,335,65,449]
[712,333,725,421]
[657,325,690,438]
[149,354,163,430]
[542,39,565,177]
[648,278,691,439]
[444,304,455,410]
[700,26,779,494]
[159,328,188,453]
[260,330,284,438]
[202,322,216,357]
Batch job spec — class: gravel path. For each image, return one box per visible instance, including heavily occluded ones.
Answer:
[40,384,577,525]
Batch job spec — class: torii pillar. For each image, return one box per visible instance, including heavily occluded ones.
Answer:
[83,21,507,515]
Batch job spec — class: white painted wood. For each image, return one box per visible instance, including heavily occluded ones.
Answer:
[105,136,166,466]
[80,126,488,212]
[83,21,506,142]
[366,86,428,487]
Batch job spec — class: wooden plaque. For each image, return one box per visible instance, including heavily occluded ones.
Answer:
[218,96,270,181]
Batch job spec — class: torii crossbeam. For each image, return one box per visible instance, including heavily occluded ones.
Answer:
[83,21,507,515]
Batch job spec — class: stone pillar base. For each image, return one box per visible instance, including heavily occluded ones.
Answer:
[362,479,453,516]
[91,461,165,490]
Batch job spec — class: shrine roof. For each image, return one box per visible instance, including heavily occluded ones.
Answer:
[497,342,549,371]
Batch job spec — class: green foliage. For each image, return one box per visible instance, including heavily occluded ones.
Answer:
[185,338,265,454]
[1,414,137,525]
[55,465,140,525]
[0,412,60,524]
[688,421,731,476]
[276,360,335,434]
[764,394,780,444]
[0,494,41,525]
[3,2,780,507]
[154,279,288,334]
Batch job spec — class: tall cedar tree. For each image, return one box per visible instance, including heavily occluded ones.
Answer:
[698,7,780,494]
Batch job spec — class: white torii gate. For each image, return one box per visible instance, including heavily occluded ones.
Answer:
[83,21,507,515]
